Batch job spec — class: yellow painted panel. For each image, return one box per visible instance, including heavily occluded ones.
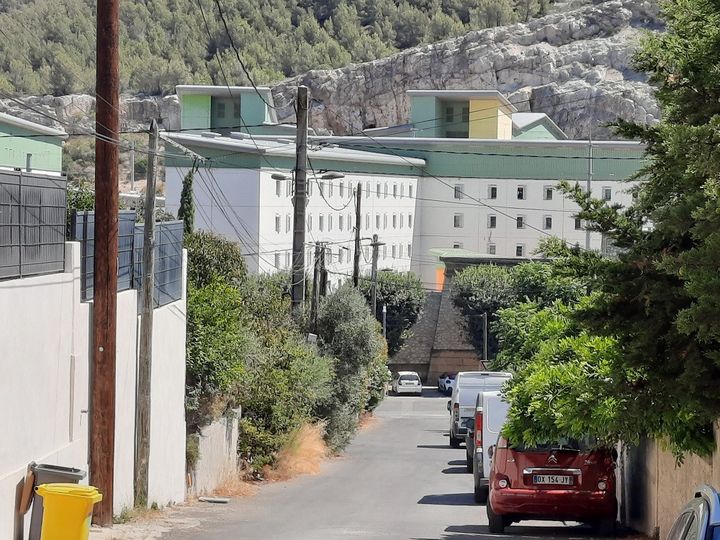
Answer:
[468,98,499,138]
[497,108,513,140]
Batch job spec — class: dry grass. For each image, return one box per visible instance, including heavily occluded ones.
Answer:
[264,423,328,481]
[358,412,379,431]
[212,467,257,498]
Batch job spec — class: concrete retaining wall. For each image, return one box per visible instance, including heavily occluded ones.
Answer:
[188,410,241,497]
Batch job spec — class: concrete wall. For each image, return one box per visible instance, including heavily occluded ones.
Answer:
[188,411,240,497]
[0,242,187,539]
[627,429,720,539]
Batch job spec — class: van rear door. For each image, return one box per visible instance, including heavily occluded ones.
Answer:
[482,391,509,478]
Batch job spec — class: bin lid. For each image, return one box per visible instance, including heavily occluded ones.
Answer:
[35,483,103,503]
[32,463,86,478]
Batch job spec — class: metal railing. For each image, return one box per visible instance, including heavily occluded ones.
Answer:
[133,220,184,309]
[0,171,67,280]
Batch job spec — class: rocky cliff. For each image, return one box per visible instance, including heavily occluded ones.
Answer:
[0,0,661,141]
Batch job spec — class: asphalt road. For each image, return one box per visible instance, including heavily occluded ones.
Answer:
[169,389,615,540]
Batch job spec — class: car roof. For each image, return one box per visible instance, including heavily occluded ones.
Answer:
[458,371,512,377]
[695,485,720,526]
[397,371,420,376]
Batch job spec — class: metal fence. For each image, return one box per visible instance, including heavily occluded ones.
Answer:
[0,171,67,280]
[133,221,184,309]
[71,210,136,301]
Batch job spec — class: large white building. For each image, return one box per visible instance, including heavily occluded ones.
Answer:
[165,86,644,290]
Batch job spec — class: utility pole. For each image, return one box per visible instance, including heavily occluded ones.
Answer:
[311,242,321,332]
[91,0,120,525]
[482,312,489,368]
[319,245,328,297]
[134,120,158,508]
[370,234,384,316]
[353,183,362,287]
[585,138,593,250]
[291,86,309,315]
[129,141,135,192]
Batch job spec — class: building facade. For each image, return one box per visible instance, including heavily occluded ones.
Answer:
[166,86,645,290]
[0,111,66,175]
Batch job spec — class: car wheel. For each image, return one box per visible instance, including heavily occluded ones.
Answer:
[474,484,488,504]
[593,518,616,536]
[486,500,505,534]
[449,434,461,448]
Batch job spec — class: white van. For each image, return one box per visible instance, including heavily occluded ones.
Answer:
[447,371,511,448]
[467,390,509,503]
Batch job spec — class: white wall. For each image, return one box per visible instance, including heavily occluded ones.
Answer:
[166,166,261,272]
[412,177,634,287]
[188,410,240,497]
[0,242,187,539]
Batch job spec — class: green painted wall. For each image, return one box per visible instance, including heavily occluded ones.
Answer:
[181,95,211,130]
[241,94,271,126]
[0,124,63,173]
[410,96,442,138]
[513,124,558,141]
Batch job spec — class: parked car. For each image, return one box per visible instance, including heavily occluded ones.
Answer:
[390,371,423,396]
[447,371,512,448]
[437,372,457,394]
[466,391,509,502]
[486,436,617,535]
[443,373,457,395]
[667,485,720,540]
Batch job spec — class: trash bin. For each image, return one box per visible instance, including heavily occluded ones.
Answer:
[29,463,86,540]
[35,483,102,540]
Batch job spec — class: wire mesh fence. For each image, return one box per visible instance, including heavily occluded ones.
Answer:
[0,171,67,280]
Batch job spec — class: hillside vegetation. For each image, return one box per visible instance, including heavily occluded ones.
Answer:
[0,0,552,96]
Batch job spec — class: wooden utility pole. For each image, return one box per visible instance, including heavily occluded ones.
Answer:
[319,245,328,297]
[311,242,321,332]
[370,234,384,316]
[134,120,158,507]
[91,0,120,525]
[352,183,362,287]
[291,86,309,315]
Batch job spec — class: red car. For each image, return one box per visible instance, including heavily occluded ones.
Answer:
[486,437,617,535]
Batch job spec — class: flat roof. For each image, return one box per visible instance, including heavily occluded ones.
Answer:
[0,111,67,138]
[166,132,426,168]
[176,85,274,100]
[407,89,517,112]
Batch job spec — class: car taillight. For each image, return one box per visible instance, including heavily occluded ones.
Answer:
[453,402,459,420]
[474,409,483,447]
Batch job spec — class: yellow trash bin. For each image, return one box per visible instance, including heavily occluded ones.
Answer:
[35,483,103,540]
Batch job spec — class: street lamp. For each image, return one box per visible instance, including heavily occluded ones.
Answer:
[270,171,345,181]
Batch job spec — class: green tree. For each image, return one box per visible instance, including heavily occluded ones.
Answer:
[185,230,246,289]
[469,0,516,29]
[177,162,197,235]
[358,270,425,355]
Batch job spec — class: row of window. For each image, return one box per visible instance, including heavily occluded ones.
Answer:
[275,178,415,200]
[452,213,584,231]
[453,184,613,202]
[275,212,414,233]
[450,242,528,258]
[273,243,413,269]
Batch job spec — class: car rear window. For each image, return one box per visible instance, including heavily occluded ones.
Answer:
[399,374,419,382]
[510,437,598,452]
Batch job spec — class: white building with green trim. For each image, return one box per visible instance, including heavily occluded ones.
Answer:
[165,86,644,290]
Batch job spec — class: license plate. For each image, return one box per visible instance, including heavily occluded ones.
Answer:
[533,475,573,486]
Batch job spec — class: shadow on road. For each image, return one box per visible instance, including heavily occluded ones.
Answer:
[417,493,477,506]
[441,466,468,475]
[412,523,609,539]
[447,460,465,466]
[417,444,452,449]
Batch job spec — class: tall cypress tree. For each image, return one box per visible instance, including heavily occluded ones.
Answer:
[178,160,197,235]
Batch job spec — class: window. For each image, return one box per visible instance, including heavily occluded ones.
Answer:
[488,243,496,255]
[516,215,525,229]
[319,214,325,231]
[339,182,344,198]
[319,181,325,195]
[384,184,388,198]
[393,214,397,228]
[275,215,281,233]
[286,214,291,233]
[401,184,405,198]
[462,106,469,123]
[347,214,352,229]
[366,182,370,198]
[285,251,290,268]
[339,215,344,231]
[544,186,553,200]
[453,213,464,228]
[399,244,404,258]
[407,244,412,257]
[376,214,380,229]
[274,253,280,268]
[489,185,498,199]
[574,216,582,230]
[517,186,526,200]
[338,248,344,264]
[454,184,464,199]
[393,184,398,198]
[392,245,397,258]
[308,214,313,231]
[233,102,241,119]
[603,186,612,201]
[544,216,552,230]
[328,214,333,231]
[383,245,387,259]
[400,214,404,228]
[366,214,370,229]
[328,182,334,197]
[452,242,463,249]
[445,106,454,123]
[376,183,381,197]
[286,180,292,197]
[307,180,313,196]
[516,244,525,257]
[383,214,388,229]
[275,179,282,197]
[488,215,497,228]
[409,214,413,228]
[217,102,226,118]
[409,185,414,199]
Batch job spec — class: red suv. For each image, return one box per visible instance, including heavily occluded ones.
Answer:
[486,437,617,535]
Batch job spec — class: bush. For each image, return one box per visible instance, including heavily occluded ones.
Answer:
[185,231,247,289]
